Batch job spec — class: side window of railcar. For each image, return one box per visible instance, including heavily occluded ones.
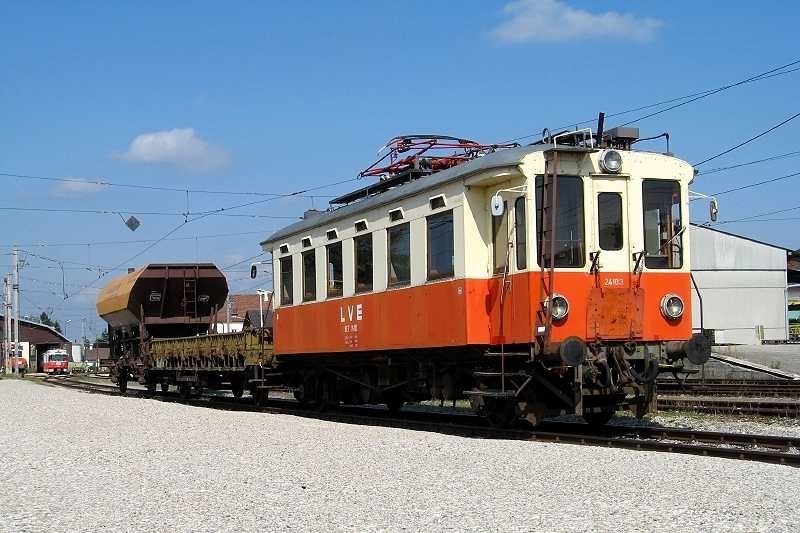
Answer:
[354,233,373,293]
[388,223,411,286]
[492,200,508,274]
[427,210,454,280]
[515,196,526,270]
[598,192,623,251]
[642,179,683,269]
[535,176,585,268]
[326,242,344,297]
[279,256,293,305]
[302,250,316,302]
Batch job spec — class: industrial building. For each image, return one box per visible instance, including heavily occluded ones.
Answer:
[690,224,795,345]
[0,314,71,371]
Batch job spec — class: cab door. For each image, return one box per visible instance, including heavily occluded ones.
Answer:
[589,175,643,339]
[592,176,631,283]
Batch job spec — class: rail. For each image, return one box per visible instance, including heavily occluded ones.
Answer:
[40,375,800,468]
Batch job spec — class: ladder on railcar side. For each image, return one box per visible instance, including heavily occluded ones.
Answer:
[184,268,198,319]
[535,150,559,353]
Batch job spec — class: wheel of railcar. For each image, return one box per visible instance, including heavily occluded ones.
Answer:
[254,388,268,407]
[146,380,157,395]
[160,382,169,393]
[483,398,519,428]
[178,383,191,399]
[384,393,405,413]
[582,409,615,426]
[232,381,244,399]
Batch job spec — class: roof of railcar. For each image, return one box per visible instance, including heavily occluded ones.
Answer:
[261,144,562,247]
[261,143,688,247]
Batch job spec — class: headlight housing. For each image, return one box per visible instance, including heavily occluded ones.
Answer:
[599,149,623,173]
[549,293,569,321]
[660,294,684,320]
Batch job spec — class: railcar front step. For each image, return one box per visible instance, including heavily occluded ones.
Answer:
[472,371,529,377]
[484,351,529,357]
[248,375,283,384]
[463,389,518,398]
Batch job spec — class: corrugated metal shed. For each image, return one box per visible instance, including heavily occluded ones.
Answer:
[690,224,789,344]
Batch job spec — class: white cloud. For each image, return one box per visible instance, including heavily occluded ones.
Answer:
[120,128,231,171]
[490,0,662,43]
[51,178,109,198]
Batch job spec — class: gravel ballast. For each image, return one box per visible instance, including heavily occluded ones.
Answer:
[2,379,799,532]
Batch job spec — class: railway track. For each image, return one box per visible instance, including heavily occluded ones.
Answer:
[39,375,800,467]
[658,381,800,398]
[656,379,800,417]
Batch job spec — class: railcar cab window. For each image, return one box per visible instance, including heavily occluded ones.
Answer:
[326,242,344,297]
[492,200,508,274]
[279,256,293,305]
[388,223,411,286]
[354,233,373,293]
[598,192,623,250]
[642,179,683,268]
[302,250,316,302]
[515,196,527,270]
[535,176,585,268]
[427,210,454,280]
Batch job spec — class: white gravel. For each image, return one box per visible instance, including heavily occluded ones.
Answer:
[2,379,800,533]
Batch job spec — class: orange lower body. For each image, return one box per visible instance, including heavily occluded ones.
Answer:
[274,271,692,355]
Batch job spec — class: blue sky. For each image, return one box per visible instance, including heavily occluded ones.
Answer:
[1,0,799,340]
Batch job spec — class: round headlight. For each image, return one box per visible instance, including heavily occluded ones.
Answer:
[599,149,623,173]
[549,293,569,321]
[660,294,684,320]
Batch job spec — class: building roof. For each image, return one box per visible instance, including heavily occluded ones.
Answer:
[211,293,269,323]
[690,223,794,254]
[0,314,70,344]
[243,309,273,329]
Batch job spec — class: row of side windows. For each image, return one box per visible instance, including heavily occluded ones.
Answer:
[279,210,454,305]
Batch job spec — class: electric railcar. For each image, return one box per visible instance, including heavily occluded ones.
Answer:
[98,126,710,426]
[260,128,709,425]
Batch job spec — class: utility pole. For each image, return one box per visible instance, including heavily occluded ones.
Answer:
[3,275,9,373]
[226,297,232,333]
[11,248,20,375]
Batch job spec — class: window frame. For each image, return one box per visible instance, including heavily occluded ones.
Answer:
[514,196,527,270]
[597,192,624,251]
[641,179,683,270]
[301,249,316,302]
[354,233,373,293]
[535,175,586,269]
[426,209,455,281]
[387,222,411,288]
[326,241,344,298]
[279,255,293,306]
[492,200,509,275]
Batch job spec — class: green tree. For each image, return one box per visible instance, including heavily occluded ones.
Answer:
[39,312,63,333]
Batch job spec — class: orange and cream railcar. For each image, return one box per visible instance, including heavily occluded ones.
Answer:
[261,129,710,425]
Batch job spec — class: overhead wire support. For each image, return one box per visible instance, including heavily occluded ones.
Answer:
[57,175,362,305]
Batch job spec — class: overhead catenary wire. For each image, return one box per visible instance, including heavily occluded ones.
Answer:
[0,206,301,220]
[0,171,339,199]
[0,229,279,249]
[55,175,361,305]
[697,149,800,175]
[693,111,800,167]
[501,58,800,144]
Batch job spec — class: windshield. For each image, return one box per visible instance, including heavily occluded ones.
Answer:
[642,179,683,269]
[50,354,67,361]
